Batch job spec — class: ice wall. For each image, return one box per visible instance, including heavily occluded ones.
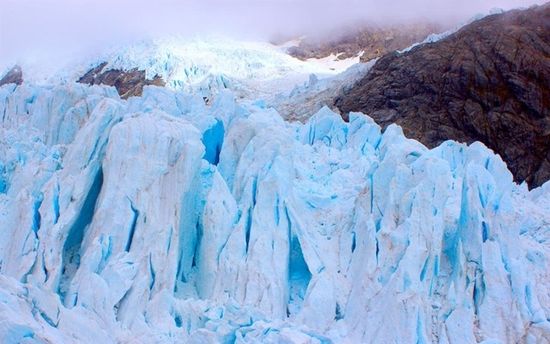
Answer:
[0,81,549,343]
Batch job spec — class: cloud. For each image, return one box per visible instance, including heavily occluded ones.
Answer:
[0,0,545,68]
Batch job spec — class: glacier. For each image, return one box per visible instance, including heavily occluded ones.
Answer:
[0,40,549,344]
[6,37,360,104]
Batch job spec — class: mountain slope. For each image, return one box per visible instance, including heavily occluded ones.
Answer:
[335,3,550,188]
[0,66,22,87]
[287,22,443,62]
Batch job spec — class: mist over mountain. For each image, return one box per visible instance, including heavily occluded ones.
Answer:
[1,0,546,67]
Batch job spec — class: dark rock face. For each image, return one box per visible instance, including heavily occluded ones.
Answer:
[0,65,23,87]
[335,4,550,188]
[287,23,443,62]
[78,62,165,99]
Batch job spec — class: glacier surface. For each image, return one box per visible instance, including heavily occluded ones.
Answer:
[3,37,358,105]
[0,41,549,344]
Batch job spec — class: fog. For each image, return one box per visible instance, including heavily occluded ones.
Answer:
[0,0,546,68]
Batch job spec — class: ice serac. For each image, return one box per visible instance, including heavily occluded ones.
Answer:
[0,46,549,343]
[64,113,204,324]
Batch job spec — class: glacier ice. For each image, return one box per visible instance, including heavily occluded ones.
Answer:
[9,37,354,102]
[0,75,549,344]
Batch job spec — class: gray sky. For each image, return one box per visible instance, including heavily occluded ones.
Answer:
[0,0,546,67]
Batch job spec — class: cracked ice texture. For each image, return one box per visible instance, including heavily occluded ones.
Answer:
[0,81,549,344]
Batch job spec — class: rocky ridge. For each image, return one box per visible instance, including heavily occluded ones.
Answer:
[0,65,23,87]
[335,4,550,188]
[287,22,443,62]
[77,62,165,99]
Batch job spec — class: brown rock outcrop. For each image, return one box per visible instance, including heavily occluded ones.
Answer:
[78,62,165,99]
[288,23,443,62]
[0,65,23,87]
[335,4,550,188]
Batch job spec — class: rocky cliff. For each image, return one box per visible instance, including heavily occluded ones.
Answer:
[287,22,443,62]
[335,4,550,188]
[78,62,165,99]
[0,65,23,87]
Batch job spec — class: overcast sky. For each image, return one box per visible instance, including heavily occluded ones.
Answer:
[0,0,546,67]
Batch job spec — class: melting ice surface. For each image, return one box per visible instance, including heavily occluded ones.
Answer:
[0,38,549,344]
